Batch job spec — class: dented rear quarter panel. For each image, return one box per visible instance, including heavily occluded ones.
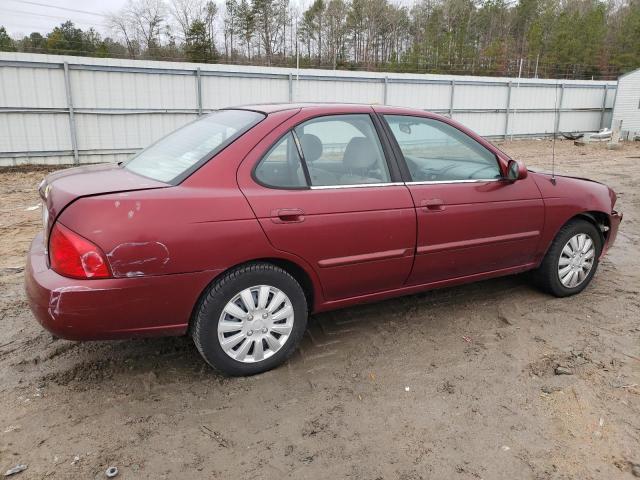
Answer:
[58,185,259,277]
[25,232,218,339]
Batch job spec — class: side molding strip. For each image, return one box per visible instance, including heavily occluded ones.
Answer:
[417,231,540,255]
[318,248,411,268]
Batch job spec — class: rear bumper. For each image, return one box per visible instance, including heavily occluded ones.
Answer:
[602,210,622,257]
[25,232,219,341]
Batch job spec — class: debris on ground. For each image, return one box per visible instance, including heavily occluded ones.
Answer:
[1,267,24,275]
[200,425,231,448]
[554,366,573,376]
[561,132,584,141]
[105,466,118,478]
[4,465,27,477]
[498,312,514,326]
[541,385,563,394]
[588,128,613,142]
[438,380,455,394]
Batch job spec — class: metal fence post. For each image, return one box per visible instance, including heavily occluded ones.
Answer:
[504,81,512,140]
[599,84,607,130]
[288,73,293,102]
[554,83,564,137]
[383,76,389,105]
[196,68,203,115]
[63,62,79,164]
[449,80,455,118]
[609,85,618,130]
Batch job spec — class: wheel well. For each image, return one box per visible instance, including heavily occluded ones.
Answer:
[574,211,610,244]
[538,211,610,267]
[188,258,316,332]
[258,258,315,311]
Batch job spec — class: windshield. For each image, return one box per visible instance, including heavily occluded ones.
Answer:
[124,109,265,183]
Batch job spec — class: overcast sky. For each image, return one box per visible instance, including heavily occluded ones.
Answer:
[1,0,128,37]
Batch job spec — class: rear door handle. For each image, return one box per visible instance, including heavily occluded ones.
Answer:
[420,198,445,212]
[271,208,305,223]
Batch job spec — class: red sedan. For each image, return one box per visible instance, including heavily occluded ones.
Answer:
[25,104,622,375]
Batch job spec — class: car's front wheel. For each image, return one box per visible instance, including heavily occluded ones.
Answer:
[533,219,602,297]
[191,263,308,376]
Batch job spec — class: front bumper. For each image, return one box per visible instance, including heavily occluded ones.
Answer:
[25,232,219,341]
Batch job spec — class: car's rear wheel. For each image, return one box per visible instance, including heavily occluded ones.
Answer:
[191,263,307,376]
[533,219,602,297]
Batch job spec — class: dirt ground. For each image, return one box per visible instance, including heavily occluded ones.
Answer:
[0,139,639,480]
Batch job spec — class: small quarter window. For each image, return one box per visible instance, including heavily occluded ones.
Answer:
[255,132,307,188]
[384,115,501,182]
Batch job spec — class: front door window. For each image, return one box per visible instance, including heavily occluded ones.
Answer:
[384,115,501,182]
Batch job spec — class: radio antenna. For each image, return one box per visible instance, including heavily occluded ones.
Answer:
[551,82,558,185]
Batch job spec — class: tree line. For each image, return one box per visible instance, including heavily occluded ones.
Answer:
[0,0,638,79]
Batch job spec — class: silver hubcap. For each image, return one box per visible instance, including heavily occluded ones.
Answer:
[217,285,294,363]
[558,233,595,288]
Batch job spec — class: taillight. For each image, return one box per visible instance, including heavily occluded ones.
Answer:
[49,223,111,279]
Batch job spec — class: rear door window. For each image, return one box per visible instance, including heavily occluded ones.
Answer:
[293,114,391,187]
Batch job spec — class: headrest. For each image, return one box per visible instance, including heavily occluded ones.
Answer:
[343,137,377,170]
[299,134,322,162]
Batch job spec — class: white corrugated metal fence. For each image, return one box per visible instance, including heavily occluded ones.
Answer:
[0,52,617,166]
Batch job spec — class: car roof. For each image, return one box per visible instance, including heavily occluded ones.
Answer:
[225,103,368,114]
[225,103,433,116]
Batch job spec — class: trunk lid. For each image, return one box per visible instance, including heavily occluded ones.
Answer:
[40,163,169,240]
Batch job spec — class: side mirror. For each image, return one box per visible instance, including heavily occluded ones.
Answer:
[506,159,528,181]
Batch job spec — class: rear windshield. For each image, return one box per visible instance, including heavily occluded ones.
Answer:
[124,109,264,183]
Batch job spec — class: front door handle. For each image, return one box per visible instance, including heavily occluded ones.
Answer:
[271,208,305,223]
[420,198,445,212]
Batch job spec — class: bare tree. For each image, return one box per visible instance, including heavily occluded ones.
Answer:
[130,0,167,55]
[253,0,285,64]
[170,0,207,41]
[107,10,139,57]
[325,0,348,68]
[236,0,255,60]
[205,1,218,60]
[223,0,238,59]
[109,0,166,57]
[288,3,301,59]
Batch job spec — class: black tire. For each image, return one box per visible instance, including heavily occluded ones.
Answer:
[532,219,602,297]
[191,262,308,376]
